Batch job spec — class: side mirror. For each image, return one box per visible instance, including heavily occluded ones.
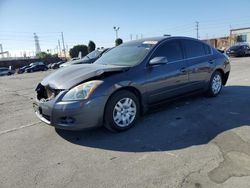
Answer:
[149,56,168,65]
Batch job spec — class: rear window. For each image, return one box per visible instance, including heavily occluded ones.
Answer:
[182,40,206,58]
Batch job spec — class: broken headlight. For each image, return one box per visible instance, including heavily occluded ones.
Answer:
[62,81,103,101]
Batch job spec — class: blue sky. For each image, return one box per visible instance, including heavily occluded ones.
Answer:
[1,0,250,56]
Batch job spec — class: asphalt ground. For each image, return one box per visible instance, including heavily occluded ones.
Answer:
[0,57,250,188]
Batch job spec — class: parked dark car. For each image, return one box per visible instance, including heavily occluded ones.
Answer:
[51,61,65,69]
[26,62,48,73]
[226,44,250,57]
[47,63,53,69]
[33,36,231,132]
[0,67,15,76]
[59,48,109,68]
[17,65,31,74]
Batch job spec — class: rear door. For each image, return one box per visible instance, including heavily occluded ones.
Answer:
[146,39,189,104]
[181,39,214,90]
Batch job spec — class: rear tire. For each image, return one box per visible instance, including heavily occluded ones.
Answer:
[104,90,140,132]
[206,71,223,97]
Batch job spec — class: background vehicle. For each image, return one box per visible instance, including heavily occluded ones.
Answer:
[0,67,15,76]
[226,44,250,57]
[18,62,46,74]
[51,61,65,69]
[17,65,31,74]
[25,62,48,73]
[71,57,80,61]
[34,37,230,132]
[60,48,109,68]
[47,63,53,69]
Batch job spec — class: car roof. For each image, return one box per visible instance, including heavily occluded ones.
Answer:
[124,36,205,45]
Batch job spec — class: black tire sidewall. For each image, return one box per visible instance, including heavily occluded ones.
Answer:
[104,90,140,132]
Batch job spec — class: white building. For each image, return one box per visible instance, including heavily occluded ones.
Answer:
[230,27,250,45]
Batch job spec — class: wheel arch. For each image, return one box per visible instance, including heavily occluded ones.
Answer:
[103,86,144,121]
[214,68,229,85]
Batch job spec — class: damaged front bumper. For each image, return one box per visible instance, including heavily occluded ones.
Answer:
[33,91,107,130]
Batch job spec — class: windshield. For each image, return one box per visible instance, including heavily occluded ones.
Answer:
[94,41,157,66]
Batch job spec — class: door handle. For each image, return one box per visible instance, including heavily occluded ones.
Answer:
[180,67,187,73]
[209,59,215,64]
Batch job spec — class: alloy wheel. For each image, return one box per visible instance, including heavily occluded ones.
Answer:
[212,74,222,95]
[113,97,137,127]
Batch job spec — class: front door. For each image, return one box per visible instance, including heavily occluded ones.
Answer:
[145,40,189,104]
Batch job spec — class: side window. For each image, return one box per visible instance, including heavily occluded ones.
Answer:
[152,40,183,62]
[203,44,212,55]
[183,40,206,58]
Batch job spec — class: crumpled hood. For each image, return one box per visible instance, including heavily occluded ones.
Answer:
[41,64,129,89]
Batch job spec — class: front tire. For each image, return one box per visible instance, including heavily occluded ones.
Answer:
[104,90,140,132]
[207,71,223,97]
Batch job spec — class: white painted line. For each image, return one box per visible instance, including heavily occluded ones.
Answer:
[0,122,41,136]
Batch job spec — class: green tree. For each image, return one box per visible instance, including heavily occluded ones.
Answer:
[36,52,52,59]
[69,45,88,58]
[52,53,58,58]
[88,40,96,53]
[115,38,123,46]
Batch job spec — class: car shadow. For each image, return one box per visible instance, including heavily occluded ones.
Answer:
[56,86,250,152]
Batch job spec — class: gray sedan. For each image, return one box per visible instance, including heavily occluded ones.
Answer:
[33,36,231,132]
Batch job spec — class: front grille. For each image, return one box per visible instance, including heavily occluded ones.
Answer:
[36,83,63,101]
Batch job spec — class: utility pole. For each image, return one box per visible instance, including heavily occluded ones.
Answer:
[195,21,199,39]
[61,32,66,58]
[33,33,41,55]
[58,39,62,57]
[113,26,120,39]
[66,44,69,53]
[0,44,3,58]
[229,25,232,46]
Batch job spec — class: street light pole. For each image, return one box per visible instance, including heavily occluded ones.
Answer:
[113,26,120,39]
